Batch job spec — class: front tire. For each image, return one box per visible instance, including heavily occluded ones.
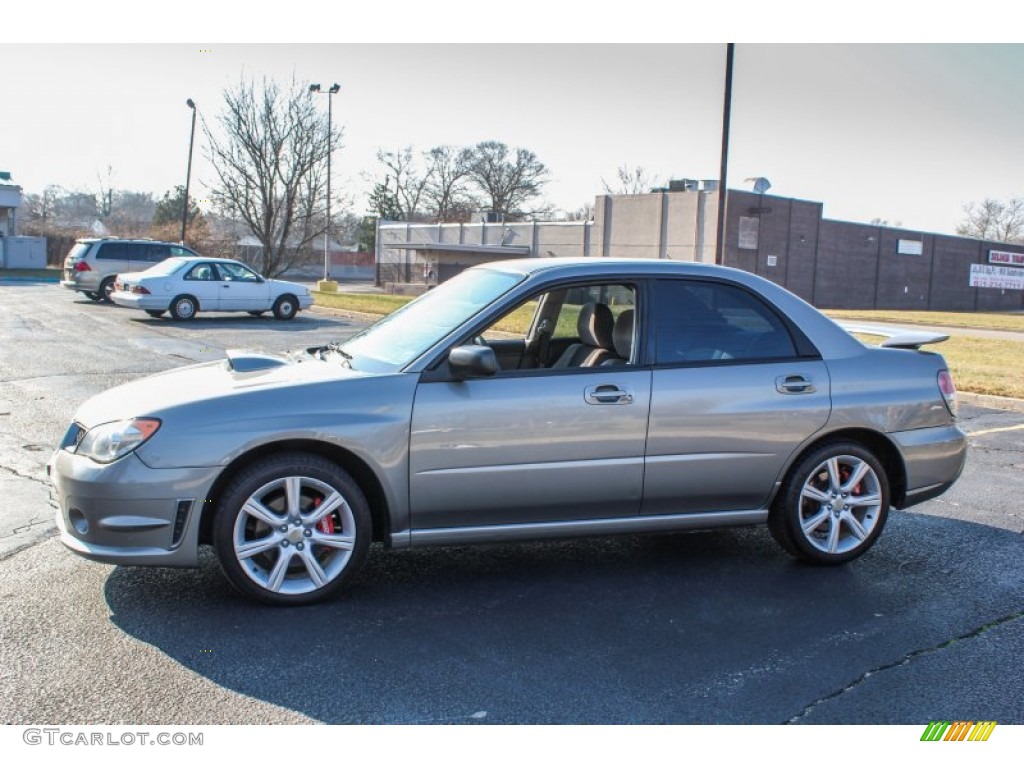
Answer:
[272,294,298,321]
[768,442,889,565]
[145,310,165,318]
[169,294,198,321]
[212,453,372,606]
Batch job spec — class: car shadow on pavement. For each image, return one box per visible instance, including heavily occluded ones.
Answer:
[103,512,1024,724]
[128,314,349,332]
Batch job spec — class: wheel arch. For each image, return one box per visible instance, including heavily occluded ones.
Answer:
[773,428,907,509]
[198,439,392,547]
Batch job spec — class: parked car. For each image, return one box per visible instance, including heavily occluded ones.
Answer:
[49,258,967,605]
[60,238,199,302]
[109,256,313,320]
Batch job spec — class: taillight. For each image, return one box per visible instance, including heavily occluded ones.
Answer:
[938,370,957,416]
[73,261,91,272]
[131,285,151,295]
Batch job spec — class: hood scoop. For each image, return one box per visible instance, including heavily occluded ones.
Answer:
[224,349,289,373]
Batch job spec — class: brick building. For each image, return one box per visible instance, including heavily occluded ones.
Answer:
[377,187,1024,311]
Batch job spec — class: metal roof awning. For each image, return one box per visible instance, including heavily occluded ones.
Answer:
[386,243,531,257]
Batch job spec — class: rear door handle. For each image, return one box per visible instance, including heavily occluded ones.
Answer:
[776,375,816,394]
[584,384,634,404]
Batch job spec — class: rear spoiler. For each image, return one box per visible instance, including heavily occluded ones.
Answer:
[835,321,949,350]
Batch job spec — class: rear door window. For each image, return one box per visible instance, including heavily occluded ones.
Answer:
[96,242,134,261]
[652,279,797,364]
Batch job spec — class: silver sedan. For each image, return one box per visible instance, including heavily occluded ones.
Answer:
[50,259,967,605]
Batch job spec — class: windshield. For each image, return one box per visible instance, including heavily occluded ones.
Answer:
[340,267,524,370]
[141,257,190,277]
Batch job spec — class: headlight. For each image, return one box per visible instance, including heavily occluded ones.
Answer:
[74,418,161,463]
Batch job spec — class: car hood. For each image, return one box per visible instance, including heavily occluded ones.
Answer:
[74,350,365,427]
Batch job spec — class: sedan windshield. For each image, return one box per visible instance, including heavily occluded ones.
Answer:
[340,267,524,371]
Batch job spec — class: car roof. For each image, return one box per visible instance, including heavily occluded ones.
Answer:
[479,257,747,279]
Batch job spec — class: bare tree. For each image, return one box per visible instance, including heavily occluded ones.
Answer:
[423,145,475,222]
[374,147,431,221]
[96,165,115,218]
[205,76,342,277]
[466,140,549,221]
[565,204,595,221]
[602,164,658,196]
[956,198,1024,243]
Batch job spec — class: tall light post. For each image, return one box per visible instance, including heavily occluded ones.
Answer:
[309,82,340,281]
[182,98,197,245]
[715,44,734,266]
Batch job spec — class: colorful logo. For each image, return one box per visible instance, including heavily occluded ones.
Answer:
[920,721,996,742]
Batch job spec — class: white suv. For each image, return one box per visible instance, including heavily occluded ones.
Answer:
[60,238,199,302]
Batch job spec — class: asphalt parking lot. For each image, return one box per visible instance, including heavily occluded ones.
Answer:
[1,282,1022,724]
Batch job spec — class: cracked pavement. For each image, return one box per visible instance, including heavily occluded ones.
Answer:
[0,283,1022,724]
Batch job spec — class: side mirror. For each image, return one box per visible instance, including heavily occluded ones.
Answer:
[448,345,498,379]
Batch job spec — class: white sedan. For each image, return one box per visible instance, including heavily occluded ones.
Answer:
[110,256,313,321]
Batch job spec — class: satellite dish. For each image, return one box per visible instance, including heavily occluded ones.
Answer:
[746,177,772,194]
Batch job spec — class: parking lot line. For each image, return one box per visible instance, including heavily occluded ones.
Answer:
[966,423,1024,437]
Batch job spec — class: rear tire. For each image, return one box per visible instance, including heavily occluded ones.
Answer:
[212,452,372,606]
[145,310,165,318]
[99,277,116,303]
[769,441,889,565]
[84,291,101,301]
[169,295,198,321]
[272,294,298,321]
[247,311,265,317]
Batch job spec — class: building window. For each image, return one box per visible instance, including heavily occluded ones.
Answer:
[738,216,759,250]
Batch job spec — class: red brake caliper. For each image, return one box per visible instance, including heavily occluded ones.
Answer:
[313,496,335,534]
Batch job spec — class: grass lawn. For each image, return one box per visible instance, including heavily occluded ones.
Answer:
[827,309,1024,333]
[312,291,413,316]
[852,333,1024,399]
[0,267,62,279]
[313,292,1022,399]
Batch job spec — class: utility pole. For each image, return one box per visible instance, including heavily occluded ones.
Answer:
[715,44,735,266]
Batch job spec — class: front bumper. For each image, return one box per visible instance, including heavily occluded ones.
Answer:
[49,448,221,567]
[891,423,968,508]
[298,295,313,310]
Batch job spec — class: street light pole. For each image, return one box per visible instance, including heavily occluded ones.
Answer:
[309,83,340,282]
[715,44,734,266]
[182,98,197,245]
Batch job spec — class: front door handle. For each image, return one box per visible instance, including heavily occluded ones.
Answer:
[776,375,816,394]
[584,384,634,404]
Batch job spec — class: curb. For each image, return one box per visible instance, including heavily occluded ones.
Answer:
[959,392,1024,413]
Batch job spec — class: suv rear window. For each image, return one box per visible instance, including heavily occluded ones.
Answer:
[66,243,92,261]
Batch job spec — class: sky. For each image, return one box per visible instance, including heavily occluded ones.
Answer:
[3,8,1022,238]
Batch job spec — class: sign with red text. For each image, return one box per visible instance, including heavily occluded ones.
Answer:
[988,250,1024,266]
